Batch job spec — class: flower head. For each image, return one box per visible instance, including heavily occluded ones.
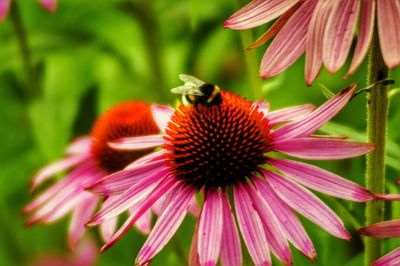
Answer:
[87,75,375,266]
[225,0,400,85]
[23,101,161,249]
[358,219,400,266]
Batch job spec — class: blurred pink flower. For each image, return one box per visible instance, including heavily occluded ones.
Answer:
[23,101,163,250]
[31,237,98,266]
[358,219,400,266]
[225,0,400,85]
[0,0,56,22]
[87,78,376,266]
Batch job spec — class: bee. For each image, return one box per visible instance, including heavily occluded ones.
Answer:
[171,74,222,107]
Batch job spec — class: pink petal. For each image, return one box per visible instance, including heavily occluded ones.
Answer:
[132,207,152,235]
[268,104,315,126]
[136,184,194,265]
[269,158,374,202]
[109,135,164,150]
[126,150,167,168]
[0,0,11,22]
[248,1,303,50]
[151,104,174,133]
[273,138,374,160]
[187,196,200,216]
[373,247,400,266]
[100,216,118,243]
[66,136,92,155]
[263,170,351,239]
[87,171,167,226]
[189,219,201,266]
[375,194,400,201]
[100,176,177,252]
[254,101,271,115]
[254,178,316,261]
[273,85,356,141]
[220,192,242,266]
[39,0,57,13]
[245,185,292,265]
[346,0,375,77]
[68,196,98,250]
[89,162,168,196]
[323,0,360,72]
[31,153,90,192]
[305,0,336,85]
[233,184,271,266]
[260,0,318,79]
[377,0,400,68]
[224,0,300,30]
[198,190,223,266]
[358,219,400,238]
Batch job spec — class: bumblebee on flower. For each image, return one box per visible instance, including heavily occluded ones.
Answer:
[87,75,377,266]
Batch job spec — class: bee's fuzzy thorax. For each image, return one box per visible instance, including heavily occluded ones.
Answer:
[90,101,159,173]
[164,91,272,189]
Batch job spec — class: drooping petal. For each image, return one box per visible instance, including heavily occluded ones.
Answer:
[187,196,200,216]
[273,85,356,141]
[87,172,167,226]
[31,153,90,192]
[220,192,242,266]
[66,136,92,155]
[323,0,360,72]
[245,185,292,265]
[100,176,177,252]
[248,1,303,50]
[358,219,400,238]
[136,184,194,265]
[133,208,152,235]
[233,184,271,266]
[377,0,400,68]
[198,190,223,266]
[189,219,201,266]
[151,104,174,133]
[346,0,375,77]
[373,247,400,266]
[273,138,374,160]
[254,178,316,261]
[305,0,336,85]
[68,196,98,250]
[263,170,351,239]
[268,104,315,126]
[224,0,300,30]
[109,135,164,150]
[100,216,118,243]
[269,158,374,202]
[39,0,57,13]
[260,0,318,79]
[0,0,11,22]
[375,194,400,201]
[88,162,168,196]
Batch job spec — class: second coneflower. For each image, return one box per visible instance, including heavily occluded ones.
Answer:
[23,101,163,249]
[225,0,400,85]
[87,75,375,266]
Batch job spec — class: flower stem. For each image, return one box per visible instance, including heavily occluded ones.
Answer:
[365,26,389,266]
[10,1,37,98]
[235,0,263,100]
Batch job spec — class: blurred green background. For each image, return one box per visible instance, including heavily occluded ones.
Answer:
[0,0,399,265]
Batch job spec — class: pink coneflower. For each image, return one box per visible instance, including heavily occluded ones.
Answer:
[0,0,56,22]
[23,101,162,249]
[87,75,375,266]
[225,0,400,85]
[358,219,400,266]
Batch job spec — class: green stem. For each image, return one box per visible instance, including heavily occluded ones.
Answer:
[235,0,262,100]
[10,1,37,98]
[365,26,389,266]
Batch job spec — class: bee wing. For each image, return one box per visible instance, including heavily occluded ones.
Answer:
[171,85,204,96]
[179,74,205,87]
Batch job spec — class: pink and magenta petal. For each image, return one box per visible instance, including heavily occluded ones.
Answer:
[268,104,315,126]
[269,158,374,202]
[151,104,175,133]
[220,192,242,266]
[39,0,57,13]
[377,0,400,68]
[358,219,400,238]
[198,190,223,266]
[264,170,351,239]
[0,0,11,22]
[109,135,164,150]
[273,138,374,160]
[373,247,400,266]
